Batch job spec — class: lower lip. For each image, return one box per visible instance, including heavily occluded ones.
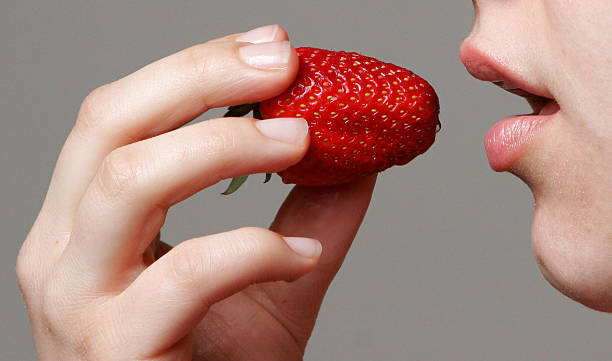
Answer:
[484,100,560,172]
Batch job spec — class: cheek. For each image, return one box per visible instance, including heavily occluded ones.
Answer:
[531,203,612,312]
[541,0,612,117]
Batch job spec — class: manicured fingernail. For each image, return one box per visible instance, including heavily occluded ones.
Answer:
[283,237,322,258]
[236,25,280,44]
[239,41,291,69]
[255,117,308,144]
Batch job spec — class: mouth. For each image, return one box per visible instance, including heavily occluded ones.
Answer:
[492,81,553,115]
[460,44,560,172]
[484,92,559,172]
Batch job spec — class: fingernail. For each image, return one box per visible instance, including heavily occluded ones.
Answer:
[255,118,308,144]
[239,41,291,69]
[236,25,280,44]
[283,237,322,259]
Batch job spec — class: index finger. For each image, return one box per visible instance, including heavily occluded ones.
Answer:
[41,25,298,232]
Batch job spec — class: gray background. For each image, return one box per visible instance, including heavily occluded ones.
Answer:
[2,1,610,360]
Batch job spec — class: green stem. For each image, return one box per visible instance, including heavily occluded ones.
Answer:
[221,175,249,195]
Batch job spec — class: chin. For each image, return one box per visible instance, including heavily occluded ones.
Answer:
[460,39,612,313]
[530,199,612,313]
[501,116,612,313]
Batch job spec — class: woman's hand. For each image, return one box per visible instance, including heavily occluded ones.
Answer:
[17,25,376,360]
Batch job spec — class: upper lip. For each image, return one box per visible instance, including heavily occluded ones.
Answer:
[459,42,554,113]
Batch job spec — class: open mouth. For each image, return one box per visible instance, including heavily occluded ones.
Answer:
[459,42,561,171]
[492,80,556,115]
[483,81,560,172]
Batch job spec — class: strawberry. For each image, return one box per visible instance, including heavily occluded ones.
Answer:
[222,47,440,193]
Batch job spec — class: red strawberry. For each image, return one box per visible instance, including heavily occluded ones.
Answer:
[222,47,440,193]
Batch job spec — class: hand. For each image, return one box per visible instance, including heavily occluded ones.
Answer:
[17,25,376,360]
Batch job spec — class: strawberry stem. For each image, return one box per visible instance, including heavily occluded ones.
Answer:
[221,103,273,195]
[224,103,254,117]
[221,175,249,195]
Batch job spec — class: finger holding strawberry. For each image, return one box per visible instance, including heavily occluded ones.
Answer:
[17,25,381,360]
[224,47,440,192]
[18,24,438,360]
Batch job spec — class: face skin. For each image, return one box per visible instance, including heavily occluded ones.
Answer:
[460,0,612,312]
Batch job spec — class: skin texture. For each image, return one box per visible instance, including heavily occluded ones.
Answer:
[461,0,612,311]
[17,3,612,359]
[17,25,377,360]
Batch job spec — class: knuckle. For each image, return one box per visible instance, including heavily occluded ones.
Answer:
[95,147,141,198]
[183,42,214,80]
[167,228,279,288]
[15,243,34,294]
[201,118,241,155]
[236,226,274,241]
[75,83,113,134]
[168,242,209,287]
[17,229,72,300]
[232,227,279,255]
[197,119,245,179]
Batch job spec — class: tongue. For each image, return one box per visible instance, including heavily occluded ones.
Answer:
[539,100,560,115]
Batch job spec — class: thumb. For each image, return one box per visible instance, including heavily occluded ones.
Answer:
[112,227,321,358]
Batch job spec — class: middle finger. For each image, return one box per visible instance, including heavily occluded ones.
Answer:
[61,115,309,290]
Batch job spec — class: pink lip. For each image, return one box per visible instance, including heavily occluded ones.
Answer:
[459,42,553,100]
[459,41,559,171]
[485,100,559,171]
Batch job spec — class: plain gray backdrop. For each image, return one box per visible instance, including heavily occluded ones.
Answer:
[2,1,610,360]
